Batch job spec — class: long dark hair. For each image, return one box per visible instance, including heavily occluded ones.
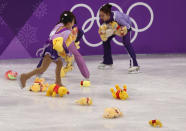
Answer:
[100,3,112,15]
[59,11,76,25]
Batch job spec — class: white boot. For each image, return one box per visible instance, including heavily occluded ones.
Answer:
[97,63,113,70]
[128,66,140,74]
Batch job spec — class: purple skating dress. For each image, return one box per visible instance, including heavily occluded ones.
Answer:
[37,23,89,79]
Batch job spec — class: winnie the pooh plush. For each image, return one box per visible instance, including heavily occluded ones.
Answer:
[98,24,110,41]
[29,77,48,92]
[60,55,74,78]
[98,22,128,42]
[103,107,123,119]
[149,120,163,127]
[60,43,79,78]
[80,80,91,87]
[110,85,128,100]
[46,84,69,97]
[75,97,92,105]
[108,21,128,37]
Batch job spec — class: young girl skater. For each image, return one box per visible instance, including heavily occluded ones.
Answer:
[19,11,89,88]
[98,3,140,73]
[36,21,84,78]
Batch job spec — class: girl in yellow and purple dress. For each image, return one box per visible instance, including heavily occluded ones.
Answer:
[19,11,90,88]
[36,21,84,78]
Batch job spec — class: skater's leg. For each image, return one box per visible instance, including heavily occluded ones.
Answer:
[103,36,114,65]
[54,57,63,86]
[123,31,138,67]
[20,54,52,88]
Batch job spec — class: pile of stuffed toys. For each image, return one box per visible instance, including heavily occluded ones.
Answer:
[5,68,162,127]
[3,18,163,127]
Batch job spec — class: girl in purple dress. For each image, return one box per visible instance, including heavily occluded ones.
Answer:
[19,11,89,88]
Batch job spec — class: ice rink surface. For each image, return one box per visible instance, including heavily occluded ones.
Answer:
[0,54,186,131]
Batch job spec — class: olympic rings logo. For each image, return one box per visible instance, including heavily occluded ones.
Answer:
[70,2,154,47]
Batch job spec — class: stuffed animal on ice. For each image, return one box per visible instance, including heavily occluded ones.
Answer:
[98,22,128,41]
[149,120,163,128]
[75,97,93,105]
[46,84,69,97]
[80,80,91,87]
[5,70,18,80]
[103,107,123,119]
[110,85,129,100]
[29,77,48,92]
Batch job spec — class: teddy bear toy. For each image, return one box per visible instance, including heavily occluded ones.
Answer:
[110,85,128,100]
[75,97,93,106]
[108,21,128,37]
[98,22,128,42]
[103,107,123,119]
[114,25,128,37]
[80,80,91,87]
[5,70,18,80]
[46,84,69,97]
[149,120,163,128]
[29,77,48,92]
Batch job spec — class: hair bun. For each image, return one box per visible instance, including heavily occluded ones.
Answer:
[59,11,76,25]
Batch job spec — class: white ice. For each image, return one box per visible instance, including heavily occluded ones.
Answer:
[0,54,186,131]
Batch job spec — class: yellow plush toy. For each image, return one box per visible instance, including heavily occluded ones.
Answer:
[60,55,74,78]
[103,107,123,119]
[59,42,80,78]
[75,41,80,49]
[149,120,163,128]
[46,84,69,97]
[75,97,93,105]
[109,21,128,37]
[52,37,64,53]
[29,77,48,92]
[80,80,91,87]
[110,85,129,100]
[60,66,73,78]
[59,43,80,78]
[98,22,128,42]
[115,25,128,37]
[98,24,108,41]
